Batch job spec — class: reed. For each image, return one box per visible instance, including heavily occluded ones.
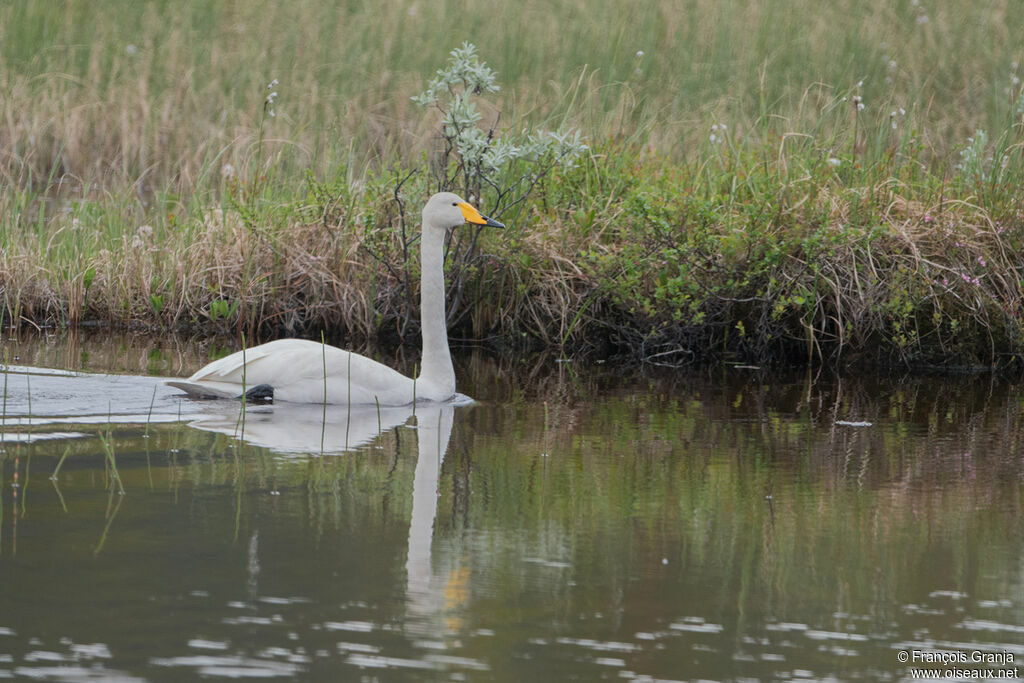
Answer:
[143,384,157,440]
[25,375,31,441]
[321,330,328,456]
[375,396,382,437]
[345,350,352,450]
[236,333,247,438]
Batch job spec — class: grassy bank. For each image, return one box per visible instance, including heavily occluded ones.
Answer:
[1,1,1023,367]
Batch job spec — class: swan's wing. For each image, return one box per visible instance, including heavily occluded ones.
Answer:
[185,340,291,382]
[271,347,416,405]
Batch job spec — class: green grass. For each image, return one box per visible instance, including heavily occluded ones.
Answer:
[1,1,1023,367]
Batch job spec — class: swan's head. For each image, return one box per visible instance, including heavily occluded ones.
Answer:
[423,192,505,231]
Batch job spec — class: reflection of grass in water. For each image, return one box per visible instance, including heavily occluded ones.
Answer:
[94,489,124,556]
[50,444,72,480]
[20,442,30,518]
[98,422,125,496]
[234,449,244,544]
[168,397,183,470]
[20,375,32,517]
[49,445,70,512]
[434,375,1024,629]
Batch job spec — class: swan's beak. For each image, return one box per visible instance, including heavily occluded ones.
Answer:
[458,201,505,228]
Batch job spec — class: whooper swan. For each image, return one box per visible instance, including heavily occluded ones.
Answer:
[166,192,504,404]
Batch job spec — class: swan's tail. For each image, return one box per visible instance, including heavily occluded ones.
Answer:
[165,380,238,399]
[166,380,275,402]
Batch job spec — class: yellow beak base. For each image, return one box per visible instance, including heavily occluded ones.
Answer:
[458,202,505,228]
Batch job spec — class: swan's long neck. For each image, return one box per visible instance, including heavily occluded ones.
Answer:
[416,220,455,399]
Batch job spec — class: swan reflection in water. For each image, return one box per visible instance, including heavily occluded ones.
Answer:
[183,399,464,634]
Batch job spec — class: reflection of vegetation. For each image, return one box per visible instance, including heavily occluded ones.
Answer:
[2,420,425,562]
[97,426,125,496]
[1,364,1023,677]
[436,370,1024,670]
[94,491,124,556]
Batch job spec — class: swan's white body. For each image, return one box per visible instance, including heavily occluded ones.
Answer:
[167,192,503,405]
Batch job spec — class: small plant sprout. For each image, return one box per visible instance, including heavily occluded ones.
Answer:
[956,129,992,185]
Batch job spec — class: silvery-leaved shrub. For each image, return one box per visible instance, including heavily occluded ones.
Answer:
[955,129,992,186]
[954,128,1014,191]
[412,42,587,219]
[380,42,587,332]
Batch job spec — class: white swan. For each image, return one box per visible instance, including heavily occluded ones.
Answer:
[166,192,503,404]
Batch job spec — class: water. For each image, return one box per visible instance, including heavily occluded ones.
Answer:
[1,332,1024,681]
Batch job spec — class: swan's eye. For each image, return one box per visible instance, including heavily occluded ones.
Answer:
[452,202,458,207]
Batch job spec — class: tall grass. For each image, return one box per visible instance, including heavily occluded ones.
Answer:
[2,0,1020,190]
[1,1,1023,366]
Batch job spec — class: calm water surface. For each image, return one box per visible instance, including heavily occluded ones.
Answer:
[1,332,1023,681]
